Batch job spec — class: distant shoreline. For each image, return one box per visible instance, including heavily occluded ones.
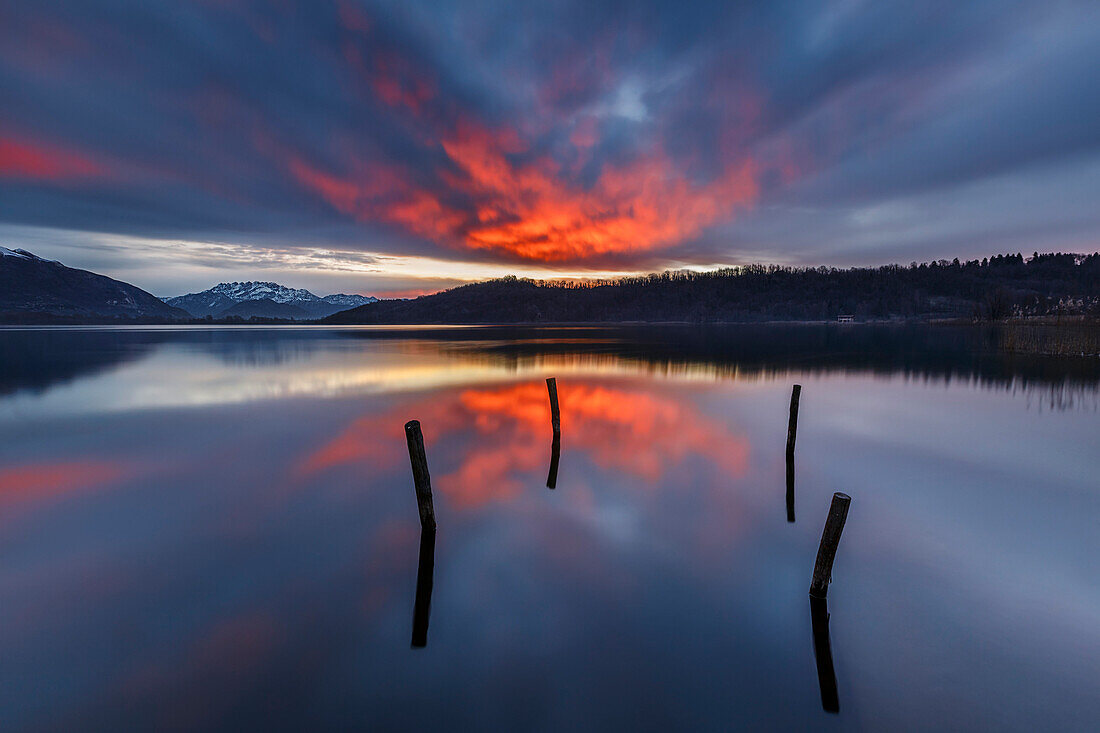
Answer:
[0,314,945,326]
[3,314,1098,329]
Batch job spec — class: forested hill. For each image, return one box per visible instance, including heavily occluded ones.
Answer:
[326,253,1100,324]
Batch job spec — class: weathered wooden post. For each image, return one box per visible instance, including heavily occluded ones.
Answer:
[546,377,561,436]
[786,384,801,458]
[411,527,436,648]
[810,492,851,598]
[404,420,437,531]
[785,384,801,522]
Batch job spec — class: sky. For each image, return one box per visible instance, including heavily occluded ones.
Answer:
[1,0,1098,297]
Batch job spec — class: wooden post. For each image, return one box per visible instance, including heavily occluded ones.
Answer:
[404,420,437,531]
[785,384,801,523]
[786,384,801,458]
[546,377,561,435]
[810,492,851,598]
[411,527,436,648]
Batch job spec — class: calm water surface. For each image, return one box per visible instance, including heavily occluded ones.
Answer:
[0,325,1097,731]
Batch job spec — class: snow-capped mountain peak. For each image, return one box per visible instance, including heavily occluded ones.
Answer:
[206,281,321,304]
[1,247,58,263]
[163,281,377,319]
[322,293,379,307]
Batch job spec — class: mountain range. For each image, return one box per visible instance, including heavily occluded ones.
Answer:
[1,248,376,322]
[0,247,188,321]
[164,282,377,319]
[7,244,1098,326]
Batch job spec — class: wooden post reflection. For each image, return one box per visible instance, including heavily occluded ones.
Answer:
[411,528,436,649]
[785,456,795,522]
[809,595,840,713]
[546,433,561,489]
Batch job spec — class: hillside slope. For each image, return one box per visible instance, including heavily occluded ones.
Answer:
[326,253,1100,324]
[0,247,187,321]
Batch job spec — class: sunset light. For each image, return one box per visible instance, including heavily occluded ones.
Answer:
[1,2,1098,728]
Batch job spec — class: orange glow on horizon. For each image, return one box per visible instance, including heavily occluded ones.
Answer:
[370,285,444,299]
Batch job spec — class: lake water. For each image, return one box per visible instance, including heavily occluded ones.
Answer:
[1,325,1098,731]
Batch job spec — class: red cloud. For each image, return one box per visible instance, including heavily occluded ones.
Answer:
[278,12,767,264]
[289,119,759,263]
[335,2,437,116]
[342,43,436,115]
[444,124,759,261]
[289,154,468,241]
[0,134,104,180]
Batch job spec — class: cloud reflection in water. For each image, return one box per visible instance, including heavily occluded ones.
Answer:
[301,380,750,509]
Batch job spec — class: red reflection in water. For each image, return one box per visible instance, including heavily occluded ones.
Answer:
[0,461,126,507]
[463,382,749,482]
[300,381,749,509]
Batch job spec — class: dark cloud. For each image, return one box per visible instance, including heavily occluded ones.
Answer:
[0,0,1097,285]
